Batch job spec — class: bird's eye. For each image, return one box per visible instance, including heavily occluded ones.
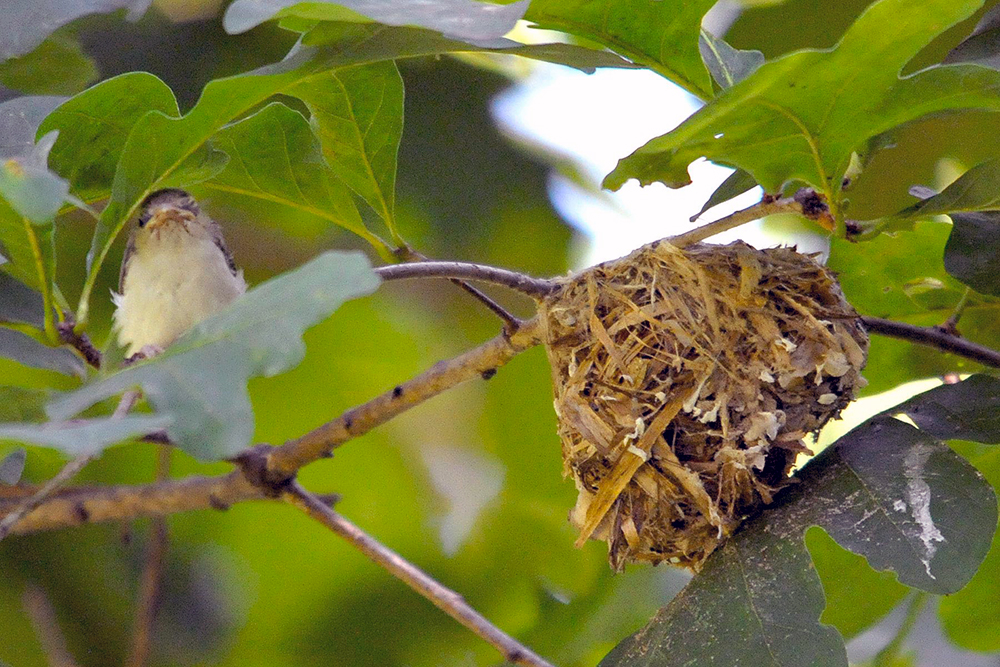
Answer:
[138,213,150,228]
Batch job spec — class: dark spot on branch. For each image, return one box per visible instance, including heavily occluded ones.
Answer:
[794,189,828,218]
[74,502,90,523]
[231,444,292,497]
[392,386,403,399]
[480,368,497,380]
[208,494,230,511]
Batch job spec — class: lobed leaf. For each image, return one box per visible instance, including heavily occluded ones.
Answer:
[38,72,180,202]
[1,0,151,59]
[49,251,380,460]
[284,61,402,234]
[224,0,529,41]
[524,0,716,99]
[603,0,1000,202]
[200,102,370,242]
[600,377,999,667]
[73,27,632,323]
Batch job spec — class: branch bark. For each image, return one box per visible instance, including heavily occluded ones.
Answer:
[284,482,555,667]
[860,316,1000,368]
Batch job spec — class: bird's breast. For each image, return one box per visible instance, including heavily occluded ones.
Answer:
[113,232,246,356]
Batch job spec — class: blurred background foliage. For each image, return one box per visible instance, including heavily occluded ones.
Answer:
[3,0,1000,666]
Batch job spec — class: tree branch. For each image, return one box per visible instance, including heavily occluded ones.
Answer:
[861,316,1000,368]
[375,262,555,299]
[284,482,555,667]
[0,472,264,535]
[264,316,545,480]
[0,390,140,542]
[670,189,831,248]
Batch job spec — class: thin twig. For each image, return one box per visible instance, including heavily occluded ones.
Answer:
[23,583,80,667]
[126,444,171,667]
[0,390,140,541]
[375,261,555,299]
[57,320,101,370]
[284,482,555,667]
[861,316,1000,368]
[940,287,972,335]
[394,248,529,329]
[670,189,832,248]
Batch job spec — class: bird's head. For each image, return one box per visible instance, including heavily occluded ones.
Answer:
[136,188,203,241]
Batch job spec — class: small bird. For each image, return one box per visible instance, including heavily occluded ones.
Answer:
[113,188,246,358]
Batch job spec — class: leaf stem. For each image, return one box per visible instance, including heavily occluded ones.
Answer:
[284,482,555,667]
[941,287,972,333]
[670,191,828,248]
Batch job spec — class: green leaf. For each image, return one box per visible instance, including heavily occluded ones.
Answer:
[72,30,632,324]
[896,158,1000,218]
[38,72,180,203]
[699,30,764,90]
[939,447,1000,650]
[600,380,998,666]
[944,211,1000,296]
[0,329,85,378]
[0,387,47,423]
[1,0,151,59]
[524,0,716,99]
[0,131,70,337]
[0,274,44,327]
[0,448,26,485]
[224,0,529,41]
[604,0,1000,203]
[200,102,373,244]
[828,221,1000,392]
[49,251,380,460]
[0,415,169,457]
[285,61,402,234]
[0,33,97,96]
[691,168,758,221]
[806,528,908,640]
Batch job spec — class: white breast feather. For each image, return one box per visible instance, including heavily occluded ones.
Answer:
[113,228,246,356]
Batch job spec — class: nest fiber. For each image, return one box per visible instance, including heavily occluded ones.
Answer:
[541,240,868,570]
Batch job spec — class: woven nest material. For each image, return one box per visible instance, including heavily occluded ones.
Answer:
[540,239,868,571]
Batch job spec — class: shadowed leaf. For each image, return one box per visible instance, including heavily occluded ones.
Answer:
[224,0,529,41]
[0,387,47,423]
[0,329,85,377]
[0,273,43,327]
[0,33,97,95]
[699,30,764,90]
[49,251,380,460]
[0,448,26,485]
[944,211,1000,296]
[896,159,1000,219]
[691,168,758,221]
[1,0,151,59]
[600,377,998,667]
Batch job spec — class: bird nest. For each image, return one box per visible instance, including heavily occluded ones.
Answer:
[540,239,868,571]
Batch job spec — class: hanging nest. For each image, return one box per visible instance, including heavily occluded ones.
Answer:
[540,239,868,571]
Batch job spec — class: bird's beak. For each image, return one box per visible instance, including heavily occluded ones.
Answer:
[146,206,196,231]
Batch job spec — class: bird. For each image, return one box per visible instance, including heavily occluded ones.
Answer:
[112,188,246,358]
